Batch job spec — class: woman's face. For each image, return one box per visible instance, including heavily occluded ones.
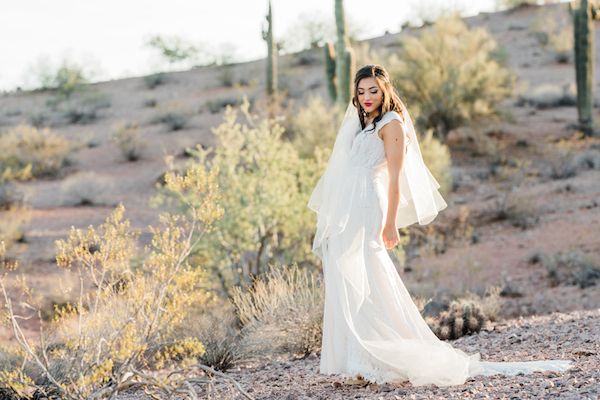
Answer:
[356,77,383,116]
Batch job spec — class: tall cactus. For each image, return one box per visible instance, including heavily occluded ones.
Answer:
[334,0,355,108]
[262,0,277,97]
[571,0,597,136]
[324,42,337,102]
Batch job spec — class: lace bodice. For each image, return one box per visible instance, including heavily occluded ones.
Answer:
[349,110,406,174]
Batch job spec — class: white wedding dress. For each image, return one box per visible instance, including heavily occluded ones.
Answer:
[309,110,573,387]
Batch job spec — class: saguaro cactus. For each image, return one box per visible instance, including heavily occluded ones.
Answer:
[324,42,337,102]
[262,0,277,97]
[334,0,355,108]
[570,0,599,136]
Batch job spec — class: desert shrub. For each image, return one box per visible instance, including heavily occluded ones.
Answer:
[143,72,167,89]
[35,59,88,98]
[0,180,26,210]
[0,166,254,399]
[289,96,342,158]
[143,98,158,108]
[543,250,600,289]
[151,108,189,131]
[146,35,199,69]
[423,286,501,331]
[205,96,243,114]
[494,190,539,229]
[575,148,600,170]
[500,0,560,9]
[28,110,51,128]
[517,83,576,109]
[410,205,475,257]
[60,172,115,207]
[178,301,244,372]
[231,264,324,358]
[0,206,31,252]
[389,16,515,141]
[550,27,573,63]
[418,129,453,195]
[457,126,510,162]
[218,65,235,87]
[530,7,573,63]
[463,286,501,322]
[153,98,323,295]
[0,124,71,179]
[59,91,111,124]
[111,122,145,161]
[543,147,578,180]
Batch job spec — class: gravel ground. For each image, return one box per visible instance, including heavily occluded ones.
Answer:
[114,309,599,399]
[183,309,600,400]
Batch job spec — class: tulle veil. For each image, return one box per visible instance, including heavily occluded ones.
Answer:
[307,99,447,260]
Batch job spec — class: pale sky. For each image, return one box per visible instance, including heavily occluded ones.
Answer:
[0,0,501,91]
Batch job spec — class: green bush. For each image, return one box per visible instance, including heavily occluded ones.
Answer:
[37,59,88,98]
[289,96,342,159]
[0,124,71,179]
[152,98,323,296]
[143,72,168,89]
[389,16,515,141]
[418,129,453,195]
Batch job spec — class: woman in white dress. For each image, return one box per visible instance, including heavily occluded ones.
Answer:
[307,64,572,387]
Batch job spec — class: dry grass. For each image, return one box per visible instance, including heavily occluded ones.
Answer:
[0,205,31,252]
[494,190,540,229]
[0,124,71,179]
[231,264,324,359]
[530,6,573,63]
[543,249,600,289]
[517,83,576,109]
[111,122,146,161]
[60,171,115,207]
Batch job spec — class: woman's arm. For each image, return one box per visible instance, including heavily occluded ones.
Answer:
[379,119,406,248]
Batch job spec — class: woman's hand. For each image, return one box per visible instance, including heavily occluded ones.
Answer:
[381,222,400,249]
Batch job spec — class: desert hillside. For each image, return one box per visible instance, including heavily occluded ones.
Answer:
[0,2,599,399]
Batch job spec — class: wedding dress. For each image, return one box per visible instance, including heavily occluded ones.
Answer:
[307,102,573,387]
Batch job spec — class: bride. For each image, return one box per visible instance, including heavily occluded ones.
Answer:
[307,64,572,387]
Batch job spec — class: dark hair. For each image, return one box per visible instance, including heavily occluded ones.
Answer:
[352,64,406,133]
